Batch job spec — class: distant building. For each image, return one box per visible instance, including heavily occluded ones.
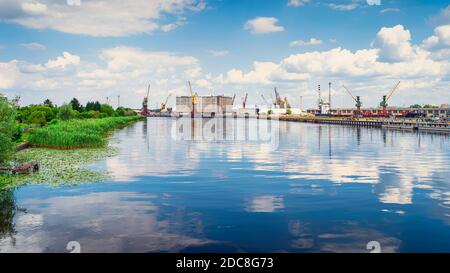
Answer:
[176,95,233,117]
[307,107,450,118]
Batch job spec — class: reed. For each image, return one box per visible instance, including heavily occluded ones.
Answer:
[28,116,143,149]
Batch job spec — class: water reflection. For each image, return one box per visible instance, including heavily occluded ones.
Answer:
[1,118,449,252]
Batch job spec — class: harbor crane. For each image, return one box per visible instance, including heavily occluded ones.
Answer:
[160,94,171,111]
[274,88,285,108]
[261,94,270,106]
[242,93,248,109]
[188,81,198,117]
[380,81,401,117]
[231,94,236,106]
[141,84,151,116]
[342,85,362,117]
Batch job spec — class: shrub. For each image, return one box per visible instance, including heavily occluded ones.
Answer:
[0,99,16,163]
[57,104,75,121]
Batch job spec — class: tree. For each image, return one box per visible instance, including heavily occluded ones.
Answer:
[29,110,47,126]
[70,98,82,112]
[0,99,16,163]
[43,99,54,108]
[57,104,75,120]
[100,104,115,117]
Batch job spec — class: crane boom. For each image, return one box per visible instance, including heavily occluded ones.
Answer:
[147,84,151,98]
[243,93,248,108]
[188,81,193,97]
[386,81,401,102]
[261,94,269,105]
[232,94,236,105]
[342,85,357,102]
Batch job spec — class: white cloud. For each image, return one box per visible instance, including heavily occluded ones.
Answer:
[208,50,229,57]
[244,17,285,34]
[0,60,19,89]
[21,1,48,15]
[46,52,80,69]
[288,0,310,7]
[20,42,46,50]
[327,3,359,11]
[0,0,205,37]
[381,8,400,13]
[366,0,381,6]
[290,38,323,47]
[372,25,416,62]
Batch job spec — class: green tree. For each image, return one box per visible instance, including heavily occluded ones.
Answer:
[29,110,47,126]
[43,99,54,108]
[57,104,75,121]
[70,98,82,112]
[0,99,16,163]
[100,104,116,117]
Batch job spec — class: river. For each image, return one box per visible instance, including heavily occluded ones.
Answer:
[1,117,449,253]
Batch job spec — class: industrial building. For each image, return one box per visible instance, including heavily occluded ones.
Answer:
[307,107,450,118]
[176,95,233,117]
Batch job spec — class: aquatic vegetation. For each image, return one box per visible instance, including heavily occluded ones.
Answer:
[0,147,118,189]
[28,116,143,149]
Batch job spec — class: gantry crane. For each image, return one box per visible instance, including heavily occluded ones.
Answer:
[242,93,248,109]
[160,94,171,111]
[342,85,362,117]
[380,81,401,117]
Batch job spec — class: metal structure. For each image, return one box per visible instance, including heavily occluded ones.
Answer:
[342,85,362,117]
[231,94,236,106]
[160,94,171,111]
[242,93,248,109]
[380,81,401,116]
[188,81,198,117]
[141,84,151,116]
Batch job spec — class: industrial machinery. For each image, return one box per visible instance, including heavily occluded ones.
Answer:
[342,85,363,117]
[261,94,270,107]
[231,94,236,106]
[380,81,401,117]
[242,93,248,109]
[141,84,151,116]
[160,94,171,111]
[274,88,285,108]
[188,81,198,117]
[284,97,290,109]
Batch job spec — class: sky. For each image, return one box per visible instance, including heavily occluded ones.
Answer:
[0,0,449,109]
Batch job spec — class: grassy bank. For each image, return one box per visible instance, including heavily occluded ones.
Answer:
[28,116,143,149]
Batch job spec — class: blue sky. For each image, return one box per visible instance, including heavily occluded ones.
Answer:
[0,0,449,109]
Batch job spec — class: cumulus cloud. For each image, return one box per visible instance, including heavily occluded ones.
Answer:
[288,0,310,7]
[290,38,323,47]
[0,47,203,106]
[244,17,285,34]
[0,0,205,37]
[372,25,416,62]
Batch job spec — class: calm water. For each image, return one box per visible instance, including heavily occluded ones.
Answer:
[1,118,449,253]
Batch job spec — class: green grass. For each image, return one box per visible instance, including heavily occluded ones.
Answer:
[28,116,143,149]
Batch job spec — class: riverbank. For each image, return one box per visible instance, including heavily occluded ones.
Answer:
[0,116,144,189]
[28,116,144,149]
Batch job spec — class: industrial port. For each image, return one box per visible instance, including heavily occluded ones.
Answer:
[138,81,450,133]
